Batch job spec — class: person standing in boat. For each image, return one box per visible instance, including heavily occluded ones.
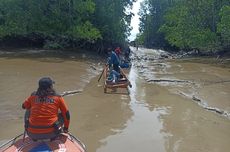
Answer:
[22,77,70,140]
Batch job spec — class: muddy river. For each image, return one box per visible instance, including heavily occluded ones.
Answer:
[0,47,230,152]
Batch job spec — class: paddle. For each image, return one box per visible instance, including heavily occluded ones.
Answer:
[119,66,132,88]
[23,110,30,142]
[61,90,82,97]
[23,131,26,142]
[0,133,24,148]
[98,69,104,82]
[98,65,107,82]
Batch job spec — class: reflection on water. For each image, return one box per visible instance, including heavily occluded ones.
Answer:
[70,77,133,152]
[97,62,166,152]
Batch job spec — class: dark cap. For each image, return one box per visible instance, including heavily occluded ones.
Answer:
[38,77,55,89]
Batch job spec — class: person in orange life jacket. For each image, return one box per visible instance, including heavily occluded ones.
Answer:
[22,77,70,140]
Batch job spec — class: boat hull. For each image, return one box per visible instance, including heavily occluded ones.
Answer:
[103,66,132,94]
[0,133,86,152]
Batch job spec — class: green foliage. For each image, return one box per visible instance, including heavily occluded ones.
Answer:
[218,5,230,48]
[0,0,135,49]
[159,4,219,51]
[76,0,95,14]
[93,0,136,45]
[138,0,230,52]
[70,21,102,41]
[44,41,63,50]
[0,0,27,36]
[135,33,144,45]
[138,0,170,48]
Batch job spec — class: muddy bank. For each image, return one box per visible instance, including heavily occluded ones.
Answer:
[131,47,230,119]
[175,57,230,69]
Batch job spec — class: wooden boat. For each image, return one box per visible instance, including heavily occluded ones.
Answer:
[0,133,86,152]
[103,66,132,94]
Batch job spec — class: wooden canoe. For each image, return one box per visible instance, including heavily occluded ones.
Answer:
[103,66,132,93]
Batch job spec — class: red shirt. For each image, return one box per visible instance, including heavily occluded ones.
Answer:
[23,93,69,134]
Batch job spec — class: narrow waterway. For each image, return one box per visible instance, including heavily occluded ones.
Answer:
[94,47,230,152]
[0,48,230,152]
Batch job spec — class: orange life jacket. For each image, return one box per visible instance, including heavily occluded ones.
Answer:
[23,93,70,134]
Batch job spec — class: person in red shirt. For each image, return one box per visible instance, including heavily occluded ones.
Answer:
[22,77,70,140]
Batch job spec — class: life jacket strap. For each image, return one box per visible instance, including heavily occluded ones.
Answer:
[28,124,54,129]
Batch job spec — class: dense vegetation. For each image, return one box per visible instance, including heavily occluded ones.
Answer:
[0,0,135,52]
[137,0,230,53]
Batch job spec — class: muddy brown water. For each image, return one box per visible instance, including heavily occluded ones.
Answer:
[0,48,230,152]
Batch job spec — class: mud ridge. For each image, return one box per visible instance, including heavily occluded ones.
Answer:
[203,80,230,85]
[147,79,193,84]
[179,91,230,119]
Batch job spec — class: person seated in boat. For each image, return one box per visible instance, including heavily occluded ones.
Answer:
[22,77,70,140]
[107,47,121,70]
[107,66,121,84]
[112,46,130,69]
[107,47,124,82]
[120,59,130,68]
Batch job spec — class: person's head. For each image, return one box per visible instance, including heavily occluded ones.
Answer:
[115,47,121,54]
[107,47,112,56]
[37,77,55,96]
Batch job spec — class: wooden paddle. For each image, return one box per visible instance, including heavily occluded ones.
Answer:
[61,90,82,97]
[0,133,24,147]
[119,66,132,88]
[98,65,108,82]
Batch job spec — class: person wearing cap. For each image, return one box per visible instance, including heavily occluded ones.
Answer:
[22,77,70,140]
[108,47,121,72]
[106,47,123,83]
